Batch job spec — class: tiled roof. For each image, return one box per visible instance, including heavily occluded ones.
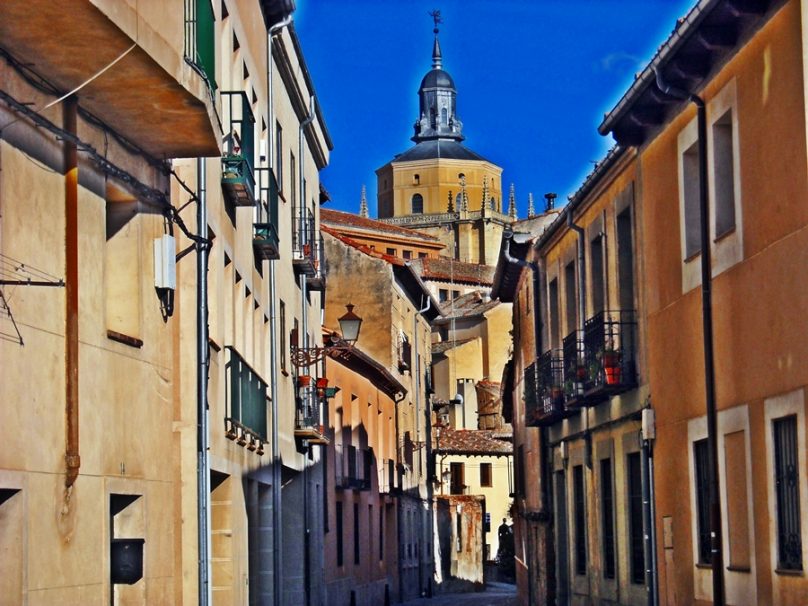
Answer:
[434,429,512,456]
[436,290,501,320]
[321,208,439,242]
[411,257,495,286]
[432,337,476,355]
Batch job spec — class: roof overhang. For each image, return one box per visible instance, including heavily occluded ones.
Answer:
[599,0,786,147]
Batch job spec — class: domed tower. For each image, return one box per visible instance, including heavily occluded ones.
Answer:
[375,15,511,266]
[413,26,463,143]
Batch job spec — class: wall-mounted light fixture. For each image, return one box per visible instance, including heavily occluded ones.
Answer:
[290,304,363,367]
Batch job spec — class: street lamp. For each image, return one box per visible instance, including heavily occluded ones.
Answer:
[290,303,363,367]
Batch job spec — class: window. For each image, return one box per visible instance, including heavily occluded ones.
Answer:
[413,174,420,185]
[480,463,492,487]
[336,501,344,566]
[275,122,282,192]
[456,510,462,551]
[627,452,645,583]
[450,462,465,495]
[386,248,396,256]
[105,200,141,340]
[573,464,586,575]
[517,445,525,498]
[590,234,605,314]
[418,252,427,259]
[411,193,423,214]
[279,300,286,372]
[290,152,296,207]
[682,140,702,259]
[379,506,384,561]
[548,277,560,349]
[439,288,449,302]
[441,107,448,125]
[692,439,711,565]
[354,503,360,564]
[403,250,412,260]
[617,207,635,311]
[773,415,803,571]
[713,109,736,238]
[600,458,615,579]
[0,489,23,600]
[564,262,577,335]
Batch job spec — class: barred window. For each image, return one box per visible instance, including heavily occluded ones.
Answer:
[774,415,803,571]
[628,451,646,583]
[693,439,711,565]
[600,458,615,579]
[573,464,587,575]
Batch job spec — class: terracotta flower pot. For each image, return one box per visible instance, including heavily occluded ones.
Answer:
[605,366,621,385]
[298,375,312,387]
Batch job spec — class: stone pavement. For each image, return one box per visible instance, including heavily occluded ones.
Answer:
[402,581,517,606]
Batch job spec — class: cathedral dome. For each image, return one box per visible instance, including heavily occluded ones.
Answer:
[420,68,455,91]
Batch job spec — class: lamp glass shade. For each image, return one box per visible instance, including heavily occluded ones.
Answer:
[338,303,362,344]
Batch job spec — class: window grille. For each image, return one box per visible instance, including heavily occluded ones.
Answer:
[774,415,803,571]
[692,439,711,565]
[628,451,646,583]
[600,458,616,579]
[573,465,587,575]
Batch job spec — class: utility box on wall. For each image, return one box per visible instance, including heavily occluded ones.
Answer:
[111,538,145,584]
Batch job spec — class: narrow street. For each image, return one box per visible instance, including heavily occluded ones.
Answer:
[404,582,517,606]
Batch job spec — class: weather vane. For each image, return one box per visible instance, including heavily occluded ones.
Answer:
[428,9,442,34]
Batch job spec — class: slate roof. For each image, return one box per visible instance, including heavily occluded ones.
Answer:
[432,337,476,355]
[436,290,501,321]
[434,429,512,456]
[393,140,490,163]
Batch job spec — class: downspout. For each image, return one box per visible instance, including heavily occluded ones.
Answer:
[413,291,433,597]
[196,157,211,606]
[266,14,292,606]
[64,95,80,489]
[298,94,316,606]
[503,231,554,605]
[653,66,724,606]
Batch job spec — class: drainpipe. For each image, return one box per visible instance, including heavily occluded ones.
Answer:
[64,96,80,490]
[298,94,316,606]
[266,14,292,606]
[196,157,211,606]
[654,66,724,606]
[503,231,554,605]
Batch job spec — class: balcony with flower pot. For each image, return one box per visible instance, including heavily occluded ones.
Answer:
[524,350,569,426]
[307,234,326,291]
[252,167,280,260]
[582,310,637,400]
[562,331,594,408]
[294,373,328,444]
[224,346,267,454]
[292,207,318,277]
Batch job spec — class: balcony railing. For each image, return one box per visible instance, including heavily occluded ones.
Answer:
[292,206,318,276]
[307,234,326,291]
[562,331,592,407]
[253,168,280,260]
[582,310,637,397]
[524,350,567,426]
[184,0,217,91]
[225,346,267,440]
[335,444,370,490]
[294,375,328,444]
[221,91,256,207]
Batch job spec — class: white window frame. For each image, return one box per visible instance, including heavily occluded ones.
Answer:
[677,78,743,293]
[687,404,756,604]
[764,389,808,600]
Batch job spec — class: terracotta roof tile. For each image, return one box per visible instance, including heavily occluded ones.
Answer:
[321,208,440,242]
[432,337,476,355]
[412,257,495,286]
[434,429,512,456]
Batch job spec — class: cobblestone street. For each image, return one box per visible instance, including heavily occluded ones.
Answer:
[404,582,517,606]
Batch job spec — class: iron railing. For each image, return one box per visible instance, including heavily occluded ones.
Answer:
[225,346,268,440]
[253,167,280,260]
[582,309,637,394]
[221,91,256,206]
[524,350,565,426]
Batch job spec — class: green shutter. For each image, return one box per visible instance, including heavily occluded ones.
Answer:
[196,0,217,91]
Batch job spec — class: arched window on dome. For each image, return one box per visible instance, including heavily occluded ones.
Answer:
[411,193,424,215]
[441,107,448,125]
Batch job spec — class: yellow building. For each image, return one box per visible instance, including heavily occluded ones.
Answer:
[0,1,216,604]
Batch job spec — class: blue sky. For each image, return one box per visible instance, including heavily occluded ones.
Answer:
[295,0,694,217]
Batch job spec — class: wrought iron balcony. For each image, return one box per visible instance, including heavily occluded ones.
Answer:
[562,331,593,407]
[294,375,328,444]
[221,91,256,207]
[225,346,267,441]
[334,444,370,490]
[524,350,567,427]
[292,207,318,276]
[253,168,280,260]
[307,234,326,291]
[582,309,637,398]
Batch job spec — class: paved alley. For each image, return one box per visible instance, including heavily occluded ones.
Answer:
[403,582,517,606]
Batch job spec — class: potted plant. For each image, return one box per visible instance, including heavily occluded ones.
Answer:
[316,377,329,397]
[297,374,312,388]
[600,346,621,385]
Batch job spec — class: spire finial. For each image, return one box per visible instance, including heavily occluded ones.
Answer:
[447,189,454,213]
[428,9,443,69]
[508,183,517,219]
[527,192,535,218]
[459,174,468,212]
[481,176,489,215]
[359,184,368,218]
